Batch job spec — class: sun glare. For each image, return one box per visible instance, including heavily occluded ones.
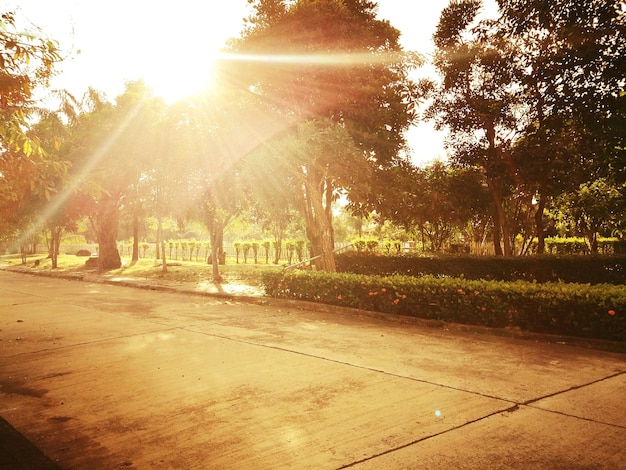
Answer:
[11,1,249,105]
[146,51,222,104]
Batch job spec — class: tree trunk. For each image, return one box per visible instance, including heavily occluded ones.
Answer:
[157,214,167,273]
[491,204,503,256]
[209,229,222,281]
[486,177,511,256]
[206,216,226,281]
[534,195,547,255]
[302,175,336,272]
[50,227,62,269]
[92,198,121,271]
[484,121,513,256]
[132,214,139,263]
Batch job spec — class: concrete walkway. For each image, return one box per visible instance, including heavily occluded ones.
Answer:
[0,269,625,469]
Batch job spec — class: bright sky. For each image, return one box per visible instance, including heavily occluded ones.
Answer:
[9,0,497,164]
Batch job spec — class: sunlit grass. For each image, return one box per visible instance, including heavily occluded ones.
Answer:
[1,253,283,286]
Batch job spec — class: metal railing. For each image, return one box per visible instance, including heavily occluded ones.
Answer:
[284,244,354,270]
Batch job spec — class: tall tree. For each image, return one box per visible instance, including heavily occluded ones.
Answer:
[0,10,63,234]
[559,178,625,254]
[0,10,60,154]
[498,0,626,252]
[68,82,162,271]
[165,88,269,281]
[225,0,420,271]
[428,0,521,256]
[248,118,363,270]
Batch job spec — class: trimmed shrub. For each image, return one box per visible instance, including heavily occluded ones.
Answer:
[335,253,626,285]
[262,271,626,342]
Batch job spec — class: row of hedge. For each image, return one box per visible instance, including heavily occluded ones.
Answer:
[261,271,626,342]
[335,253,626,285]
[543,237,626,255]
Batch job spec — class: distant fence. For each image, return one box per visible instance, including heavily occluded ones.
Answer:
[54,243,352,265]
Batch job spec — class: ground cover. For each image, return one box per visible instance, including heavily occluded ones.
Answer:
[0,253,277,287]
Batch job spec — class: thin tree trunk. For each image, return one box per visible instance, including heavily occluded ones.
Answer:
[157,214,167,273]
[534,195,547,255]
[49,227,62,269]
[491,202,503,256]
[132,213,139,263]
[487,178,511,256]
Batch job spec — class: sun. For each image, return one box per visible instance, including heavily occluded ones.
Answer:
[145,51,222,104]
[12,1,249,105]
[131,6,247,104]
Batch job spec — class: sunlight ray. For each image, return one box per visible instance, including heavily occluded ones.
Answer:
[14,100,146,251]
[215,50,411,67]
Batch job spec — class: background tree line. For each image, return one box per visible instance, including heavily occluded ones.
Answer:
[1,0,624,279]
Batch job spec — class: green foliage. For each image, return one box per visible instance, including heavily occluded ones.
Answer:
[336,252,626,285]
[242,241,252,263]
[140,242,150,258]
[251,241,260,263]
[351,236,379,253]
[262,271,626,342]
[234,241,242,264]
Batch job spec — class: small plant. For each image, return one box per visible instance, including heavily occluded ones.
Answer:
[295,239,305,262]
[242,241,252,264]
[273,240,282,264]
[365,238,379,252]
[252,241,260,264]
[286,240,296,265]
[234,241,242,264]
[352,237,366,253]
[262,239,271,264]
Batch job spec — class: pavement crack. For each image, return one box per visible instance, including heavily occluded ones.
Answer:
[522,370,626,407]
[521,370,626,430]
[183,327,516,404]
[336,404,518,469]
[527,406,626,430]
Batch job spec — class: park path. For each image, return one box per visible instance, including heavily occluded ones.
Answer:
[1,269,625,469]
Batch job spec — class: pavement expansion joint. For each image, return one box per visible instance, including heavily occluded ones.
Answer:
[337,404,521,469]
[522,369,626,407]
[527,405,626,430]
[184,325,518,405]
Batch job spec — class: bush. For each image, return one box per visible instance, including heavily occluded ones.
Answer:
[335,253,626,285]
[76,249,91,257]
[262,271,626,342]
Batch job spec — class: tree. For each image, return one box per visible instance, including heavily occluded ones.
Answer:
[0,10,63,234]
[250,118,363,270]
[164,88,266,281]
[26,110,85,268]
[0,11,60,154]
[560,178,624,254]
[226,0,420,271]
[499,0,626,253]
[428,0,522,256]
[375,161,491,252]
[67,83,163,271]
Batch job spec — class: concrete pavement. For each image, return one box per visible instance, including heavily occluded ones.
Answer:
[0,269,625,469]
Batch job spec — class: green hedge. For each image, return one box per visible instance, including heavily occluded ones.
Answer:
[262,271,626,342]
[544,237,626,255]
[335,253,626,285]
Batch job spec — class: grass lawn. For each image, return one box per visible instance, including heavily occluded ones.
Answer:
[0,253,283,287]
